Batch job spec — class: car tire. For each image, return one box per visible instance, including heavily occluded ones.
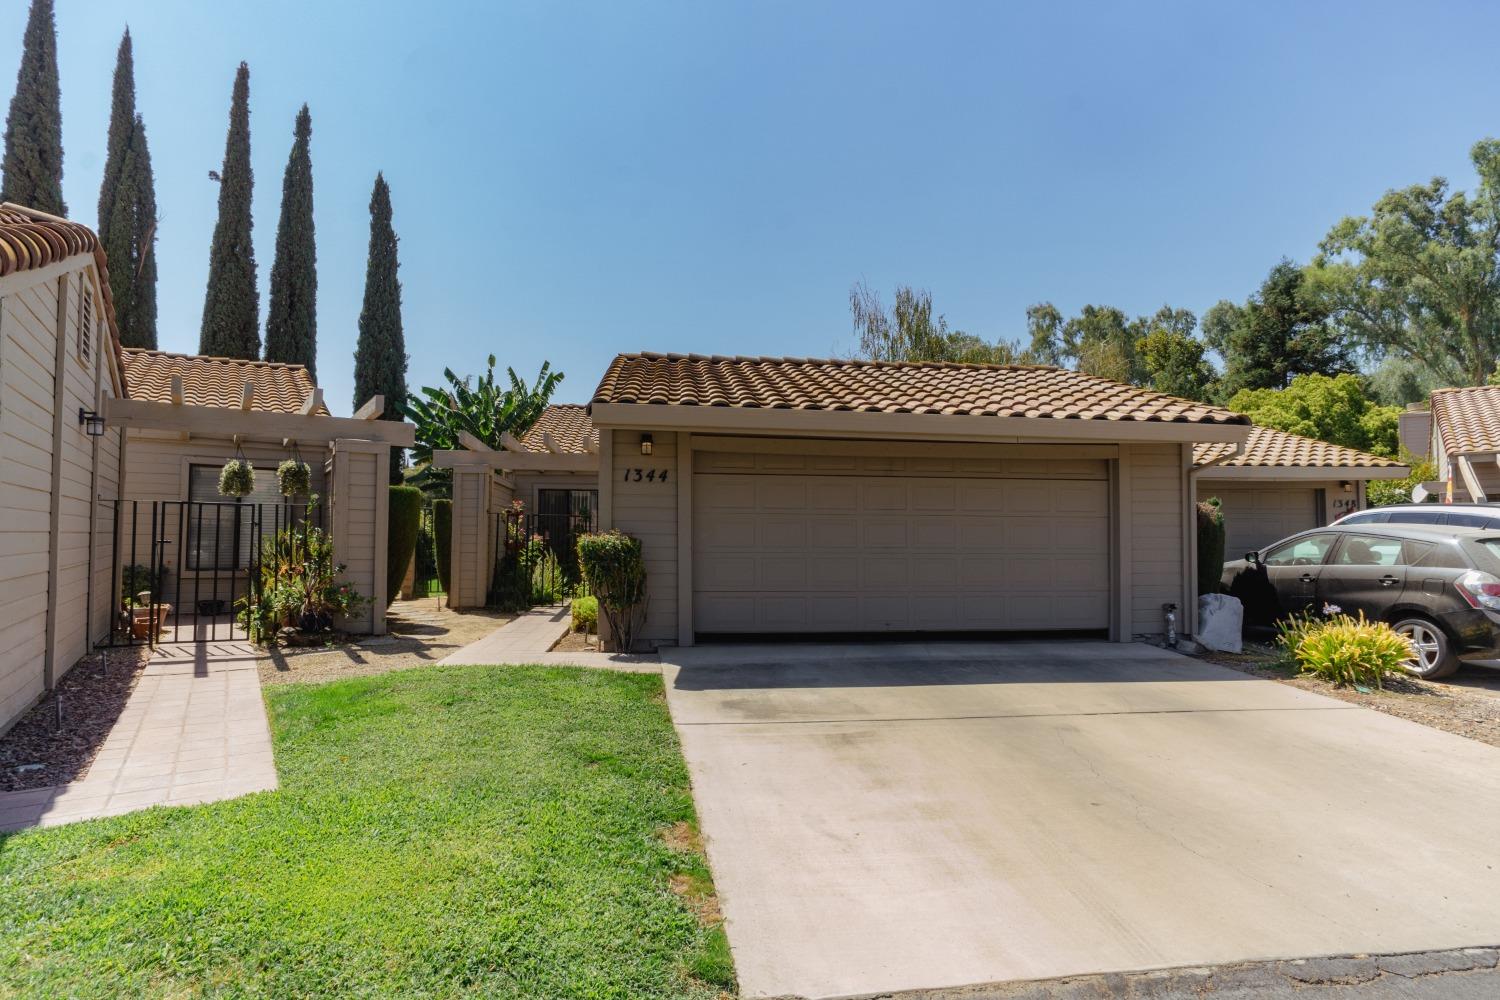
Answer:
[1392,617,1459,680]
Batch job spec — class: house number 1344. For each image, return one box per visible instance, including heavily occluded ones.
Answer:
[624,468,669,482]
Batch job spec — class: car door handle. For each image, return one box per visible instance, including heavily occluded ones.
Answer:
[1380,576,1399,587]
[1299,574,1314,582]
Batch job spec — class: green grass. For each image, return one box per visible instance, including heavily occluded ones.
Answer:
[0,666,735,999]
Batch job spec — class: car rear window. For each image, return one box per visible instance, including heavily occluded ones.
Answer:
[1446,512,1500,528]
[1387,510,1444,524]
[1340,510,1384,524]
[1412,542,1469,569]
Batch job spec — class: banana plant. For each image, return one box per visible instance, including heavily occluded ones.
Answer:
[402,357,563,495]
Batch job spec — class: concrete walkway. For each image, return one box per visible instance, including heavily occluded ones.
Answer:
[436,604,659,672]
[0,644,277,832]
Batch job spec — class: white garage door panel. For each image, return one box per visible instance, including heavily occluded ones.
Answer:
[1207,485,1321,558]
[694,469,1110,633]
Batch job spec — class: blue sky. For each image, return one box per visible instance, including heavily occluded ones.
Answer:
[4,1,1498,413]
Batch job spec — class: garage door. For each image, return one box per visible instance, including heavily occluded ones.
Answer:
[692,451,1111,634]
[1205,485,1322,558]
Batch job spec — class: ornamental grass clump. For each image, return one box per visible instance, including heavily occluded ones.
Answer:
[1283,610,1415,689]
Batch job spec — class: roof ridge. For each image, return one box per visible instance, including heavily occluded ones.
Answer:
[122,346,313,372]
[617,351,1059,374]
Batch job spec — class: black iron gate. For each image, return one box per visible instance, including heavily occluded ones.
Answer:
[487,509,595,610]
[100,498,321,648]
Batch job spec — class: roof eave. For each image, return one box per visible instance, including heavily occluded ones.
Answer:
[1196,464,1410,480]
[587,401,1251,443]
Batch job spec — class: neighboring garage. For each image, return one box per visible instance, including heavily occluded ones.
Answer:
[1195,426,1408,556]
[692,447,1111,633]
[585,353,1253,648]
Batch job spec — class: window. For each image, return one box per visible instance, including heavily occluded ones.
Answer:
[1387,509,1444,524]
[536,488,599,527]
[1413,542,1469,569]
[76,281,92,366]
[1444,512,1500,528]
[186,463,291,570]
[1333,533,1404,566]
[1263,534,1336,567]
[1339,510,1385,525]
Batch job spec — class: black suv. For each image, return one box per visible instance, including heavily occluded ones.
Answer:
[1221,523,1500,679]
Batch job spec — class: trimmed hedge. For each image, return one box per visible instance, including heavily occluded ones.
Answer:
[1196,497,1225,596]
[432,499,453,595]
[577,531,646,652]
[386,486,423,606]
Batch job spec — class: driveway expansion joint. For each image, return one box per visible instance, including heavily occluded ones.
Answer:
[674,704,1361,727]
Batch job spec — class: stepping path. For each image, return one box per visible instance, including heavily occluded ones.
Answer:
[0,643,277,832]
[438,604,659,672]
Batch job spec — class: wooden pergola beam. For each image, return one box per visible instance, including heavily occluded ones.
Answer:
[354,395,384,420]
[431,448,599,472]
[299,387,323,416]
[105,397,416,446]
[240,380,255,411]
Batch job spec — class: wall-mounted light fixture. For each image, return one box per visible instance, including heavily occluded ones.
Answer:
[1340,481,1354,493]
[640,433,654,456]
[78,408,106,437]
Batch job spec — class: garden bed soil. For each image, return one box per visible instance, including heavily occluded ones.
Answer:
[1203,648,1500,749]
[550,629,599,653]
[256,599,516,685]
[0,646,152,791]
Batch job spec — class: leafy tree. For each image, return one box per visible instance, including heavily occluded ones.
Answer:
[1228,373,1400,457]
[849,282,1022,364]
[1367,457,1437,507]
[264,105,317,377]
[353,173,408,482]
[102,114,157,348]
[1136,327,1216,401]
[1202,261,1349,398]
[1367,356,1444,407]
[1311,139,1500,389]
[98,31,157,348]
[1,0,63,215]
[200,63,258,358]
[404,357,563,495]
[1024,303,1064,365]
[1028,302,1206,388]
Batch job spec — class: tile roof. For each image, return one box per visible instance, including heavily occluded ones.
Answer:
[0,202,124,374]
[121,348,329,415]
[1432,384,1500,455]
[517,404,596,454]
[590,353,1251,424]
[1194,425,1403,471]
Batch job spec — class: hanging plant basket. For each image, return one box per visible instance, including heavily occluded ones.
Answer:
[219,458,255,498]
[277,459,311,497]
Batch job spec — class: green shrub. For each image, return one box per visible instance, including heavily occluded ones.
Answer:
[1284,612,1414,688]
[577,531,646,652]
[386,486,423,606]
[432,499,453,594]
[120,563,165,606]
[530,549,565,605]
[1196,497,1225,594]
[571,595,598,633]
[237,506,367,644]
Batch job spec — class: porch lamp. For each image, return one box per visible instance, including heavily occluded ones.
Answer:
[78,408,106,437]
[640,433,654,456]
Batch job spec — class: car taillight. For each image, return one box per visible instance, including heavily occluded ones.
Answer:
[1455,570,1500,610]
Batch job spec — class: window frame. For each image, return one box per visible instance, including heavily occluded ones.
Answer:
[1262,532,1338,568]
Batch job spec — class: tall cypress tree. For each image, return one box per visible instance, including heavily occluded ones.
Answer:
[102,115,157,348]
[98,30,157,348]
[264,105,317,377]
[1,0,65,215]
[198,62,258,359]
[352,173,408,482]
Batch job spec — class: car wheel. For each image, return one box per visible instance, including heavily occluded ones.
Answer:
[1392,617,1458,680]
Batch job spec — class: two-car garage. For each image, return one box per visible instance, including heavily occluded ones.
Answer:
[690,447,1112,634]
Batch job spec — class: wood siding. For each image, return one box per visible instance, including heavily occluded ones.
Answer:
[1127,443,1186,636]
[610,429,677,648]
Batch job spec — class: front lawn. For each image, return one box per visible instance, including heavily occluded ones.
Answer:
[0,665,733,999]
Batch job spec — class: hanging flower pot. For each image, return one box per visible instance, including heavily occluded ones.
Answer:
[219,457,255,498]
[277,459,311,497]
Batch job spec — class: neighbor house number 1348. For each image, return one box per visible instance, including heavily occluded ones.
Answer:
[623,468,669,483]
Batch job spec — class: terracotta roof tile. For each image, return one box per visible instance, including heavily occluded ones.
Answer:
[1432,385,1500,455]
[1194,425,1403,471]
[517,404,596,454]
[590,353,1251,424]
[0,202,124,376]
[121,348,329,415]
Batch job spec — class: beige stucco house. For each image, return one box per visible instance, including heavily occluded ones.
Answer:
[0,204,412,735]
[440,355,1410,650]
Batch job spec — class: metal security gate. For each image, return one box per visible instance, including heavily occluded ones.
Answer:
[99,498,321,648]
[487,509,595,611]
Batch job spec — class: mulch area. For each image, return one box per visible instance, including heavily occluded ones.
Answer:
[0,645,151,792]
[256,599,517,686]
[1202,646,1500,749]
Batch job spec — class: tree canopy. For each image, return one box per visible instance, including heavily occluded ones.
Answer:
[1227,374,1400,457]
[353,173,408,482]
[199,63,259,359]
[264,105,318,377]
[98,30,157,349]
[849,282,1021,365]
[1,0,64,215]
[1202,261,1349,397]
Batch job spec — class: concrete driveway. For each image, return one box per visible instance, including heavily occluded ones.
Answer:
[662,641,1500,999]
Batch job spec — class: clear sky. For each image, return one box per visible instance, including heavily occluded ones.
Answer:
[4,1,1499,414]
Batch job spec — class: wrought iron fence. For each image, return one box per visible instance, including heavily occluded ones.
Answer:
[487,509,595,611]
[100,498,321,648]
[412,503,444,598]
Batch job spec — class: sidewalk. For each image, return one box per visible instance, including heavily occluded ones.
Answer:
[0,645,277,832]
[438,605,659,672]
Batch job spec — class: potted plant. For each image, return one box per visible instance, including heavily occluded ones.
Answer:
[219,457,255,498]
[277,458,311,497]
